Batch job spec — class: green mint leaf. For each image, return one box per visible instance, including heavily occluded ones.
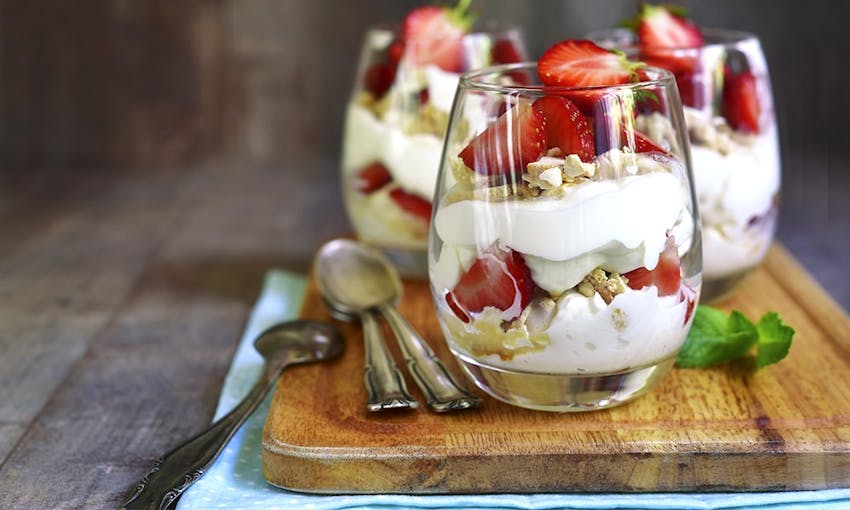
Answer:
[676,306,757,367]
[755,312,795,368]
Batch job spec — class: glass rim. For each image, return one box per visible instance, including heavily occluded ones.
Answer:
[459,62,677,94]
[586,26,760,51]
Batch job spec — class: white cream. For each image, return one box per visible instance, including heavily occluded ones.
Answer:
[342,103,444,201]
[439,286,688,374]
[432,171,690,294]
[689,122,780,278]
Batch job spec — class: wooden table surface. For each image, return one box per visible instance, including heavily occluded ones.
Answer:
[1,1,848,508]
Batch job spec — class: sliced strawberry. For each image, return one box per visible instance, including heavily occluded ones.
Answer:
[458,101,547,177]
[492,39,524,64]
[446,247,536,322]
[631,130,666,153]
[389,188,432,222]
[635,5,703,49]
[537,40,638,88]
[722,70,761,134]
[355,162,392,194]
[362,63,395,98]
[680,283,697,325]
[402,1,472,72]
[532,96,595,162]
[388,39,406,66]
[623,236,682,296]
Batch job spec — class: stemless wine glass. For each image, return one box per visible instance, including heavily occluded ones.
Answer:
[341,23,527,278]
[590,28,780,302]
[429,63,701,411]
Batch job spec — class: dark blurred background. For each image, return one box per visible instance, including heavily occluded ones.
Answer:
[1,0,848,307]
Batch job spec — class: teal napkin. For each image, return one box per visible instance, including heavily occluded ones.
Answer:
[177,270,850,510]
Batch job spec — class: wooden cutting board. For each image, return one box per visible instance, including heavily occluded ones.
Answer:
[262,244,850,494]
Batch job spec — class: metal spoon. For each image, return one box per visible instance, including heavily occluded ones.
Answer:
[119,320,344,510]
[316,240,419,411]
[316,239,481,412]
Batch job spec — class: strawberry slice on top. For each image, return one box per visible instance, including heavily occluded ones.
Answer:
[634,5,704,49]
[458,101,547,177]
[446,247,536,323]
[402,0,473,72]
[537,40,641,88]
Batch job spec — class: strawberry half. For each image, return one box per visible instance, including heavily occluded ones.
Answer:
[623,236,682,296]
[402,0,473,72]
[458,101,547,177]
[537,40,639,88]
[446,247,536,322]
[389,188,432,222]
[532,96,595,162]
[355,162,392,194]
[362,64,395,98]
[722,70,761,134]
[635,5,703,49]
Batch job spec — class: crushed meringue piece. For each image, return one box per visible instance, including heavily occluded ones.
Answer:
[577,268,629,305]
[563,154,596,180]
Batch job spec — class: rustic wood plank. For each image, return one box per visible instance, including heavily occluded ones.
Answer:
[263,245,850,493]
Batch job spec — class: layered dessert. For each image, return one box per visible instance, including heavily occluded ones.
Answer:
[429,40,700,409]
[341,1,525,274]
[624,5,780,298]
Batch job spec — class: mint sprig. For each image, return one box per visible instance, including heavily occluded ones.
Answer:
[676,306,794,369]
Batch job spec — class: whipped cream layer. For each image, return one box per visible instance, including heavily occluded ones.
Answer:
[439,286,688,374]
[342,103,444,200]
[690,119,780,278]
[432,170,690,295]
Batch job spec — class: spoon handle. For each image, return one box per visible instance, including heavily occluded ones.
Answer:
[361,310,419,411]
[119,366,277,510]
[378,304,482,412]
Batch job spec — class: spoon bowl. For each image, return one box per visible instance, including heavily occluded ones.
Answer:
[255,320,344,367]
[316,240,401,315]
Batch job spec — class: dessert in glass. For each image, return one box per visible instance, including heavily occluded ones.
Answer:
[590,5,780,301]
[428,40,702,412]
[341,0,526,278]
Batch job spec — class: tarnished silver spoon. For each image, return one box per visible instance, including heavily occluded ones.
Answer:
[316,239,481,412]
[120,320,344,510]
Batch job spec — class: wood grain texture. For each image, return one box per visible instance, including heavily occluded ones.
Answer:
[263,245,850,494]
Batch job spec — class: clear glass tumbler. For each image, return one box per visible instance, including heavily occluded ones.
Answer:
[590,28,780,302]
[429,63,701,411]
[341,24,526,278]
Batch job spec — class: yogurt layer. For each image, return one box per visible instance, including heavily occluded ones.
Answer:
[439,286,688,374]
[432,170,691,295]
[689,117,780,278]
[342,103,444,200]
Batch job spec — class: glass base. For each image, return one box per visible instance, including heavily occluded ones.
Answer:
[381,246,428,280]
[701,268,755,303]
[454,353,676,412]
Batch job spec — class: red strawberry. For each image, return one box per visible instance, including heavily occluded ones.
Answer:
[458,101,547,177]
[492,38,530,85]
[635,5,703,49]
[532,96,595,162]
[402,1,473,72]
[492,39,524,64]
[537,40,639,88]
[362,64,395,98]
[623,236,682,296]
[355,162,392,194]
[446,247,536,322]
[389,188,432,222]
[722,70,761,134]
[631,130,666,153]
[680,283,697,325]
